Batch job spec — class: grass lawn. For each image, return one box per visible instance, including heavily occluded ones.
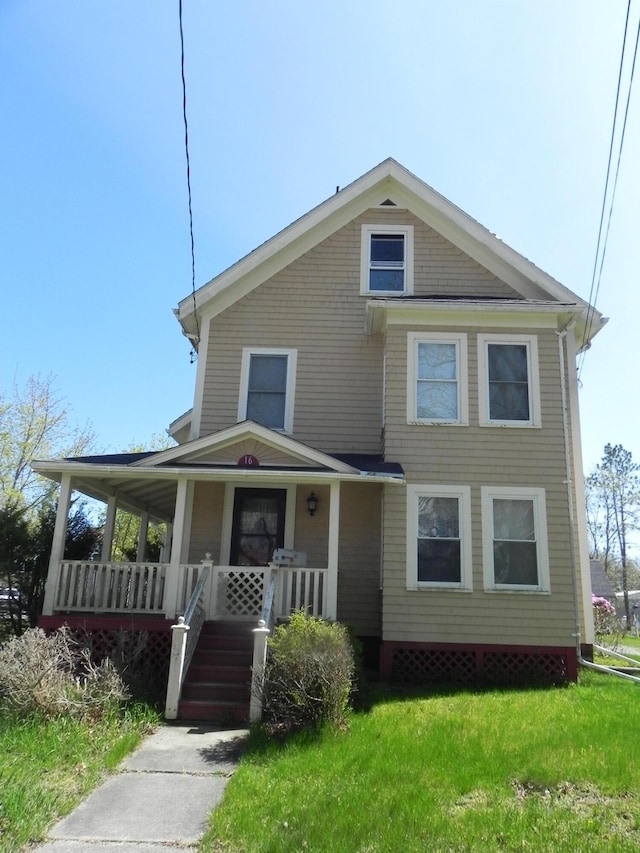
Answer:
[201,672,640,853]
[619,633,640,650]
[0,704,158,852]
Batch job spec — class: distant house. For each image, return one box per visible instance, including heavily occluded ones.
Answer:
[33,159,606,718]
[590,559,615,603]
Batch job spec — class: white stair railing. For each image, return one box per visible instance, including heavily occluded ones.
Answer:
[249,566,279,723]
[165,562,211,720]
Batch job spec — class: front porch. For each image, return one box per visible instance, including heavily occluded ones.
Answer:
[33,423,404,720]
[40,558,330,723]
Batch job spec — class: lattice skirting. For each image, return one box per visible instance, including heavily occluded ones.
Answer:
[38,615,172,701]
[380,642,578,686]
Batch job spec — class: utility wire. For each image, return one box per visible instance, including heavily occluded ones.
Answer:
[589,15,640,337]
[178,0,200,363]
[579,0,637,376]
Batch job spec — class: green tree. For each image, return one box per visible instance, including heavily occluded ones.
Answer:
[0,373,95,514]
[0,501,100,636]
[0,374,97,635]
[586,444,640,628]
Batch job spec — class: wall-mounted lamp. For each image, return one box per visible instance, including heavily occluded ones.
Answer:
[306,491,319,516]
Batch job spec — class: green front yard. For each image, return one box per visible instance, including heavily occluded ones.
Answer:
[0,704,158,852]
[201,672,640,853]
[3,671,640,852]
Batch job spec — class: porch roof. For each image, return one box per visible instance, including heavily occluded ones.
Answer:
[32,451,404,523]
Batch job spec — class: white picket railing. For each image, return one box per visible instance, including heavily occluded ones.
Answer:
[52,561,328,621]
[55,561,168,613]
[278,567,327,617]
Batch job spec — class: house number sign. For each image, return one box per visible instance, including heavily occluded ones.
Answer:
[237,454,259,467]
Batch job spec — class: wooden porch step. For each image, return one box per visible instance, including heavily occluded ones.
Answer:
[190,649,252,668]
[195,634,253,652]
[181,681,250,702]
[178,699,250,723]
[187,663,250,683]
[177,620,253,723]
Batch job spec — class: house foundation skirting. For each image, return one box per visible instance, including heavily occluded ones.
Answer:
[38,615,173,701]
[380,641,578,686]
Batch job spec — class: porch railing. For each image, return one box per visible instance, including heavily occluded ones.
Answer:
[49,561,328,621]
[165,565,211,720]
[54,561,168,613]
[249,568,278,723]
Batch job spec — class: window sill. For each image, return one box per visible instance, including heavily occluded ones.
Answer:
[483,587,551,595]
[407,420,469,427]
[479,422,541,429]
[407,585,473,593]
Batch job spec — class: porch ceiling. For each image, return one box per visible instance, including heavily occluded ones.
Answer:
[67,473,179,523]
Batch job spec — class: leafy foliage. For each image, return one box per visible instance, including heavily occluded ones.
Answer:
[591,594,621,648]
[0,373,95,515]
[0,627,128,720]
[0,501,99,636]
[262,611,355,734]
[587,444,640,626]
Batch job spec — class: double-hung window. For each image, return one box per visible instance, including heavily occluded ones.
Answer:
[481,487,549,592]
[407,332,468,424]
[407,485,472,589]
[361,225,413,295]
[478,334,540,426]
[239,348,296,432]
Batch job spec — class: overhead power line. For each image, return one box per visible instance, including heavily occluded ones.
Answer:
[178,0,200,363]
[579,1,640,377]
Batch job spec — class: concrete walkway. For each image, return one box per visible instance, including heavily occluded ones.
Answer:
[29,723,249,852]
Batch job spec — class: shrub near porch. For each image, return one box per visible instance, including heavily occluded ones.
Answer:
[261,611,355,733]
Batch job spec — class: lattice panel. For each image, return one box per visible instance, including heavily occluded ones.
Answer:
[220,570,265,617]
[482,651,568,685]
[392,648,476,684]
[64,626,171,700]
[390,646,570,687]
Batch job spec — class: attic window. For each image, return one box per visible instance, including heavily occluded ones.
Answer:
[360,224,413,295]
[380,199,397,206]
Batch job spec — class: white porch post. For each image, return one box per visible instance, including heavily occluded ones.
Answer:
[161,522,173,563]
[42,473,73,615]
[326,479,340,619]
[101,495,117,562]
[164,477,190,620]
[136,510,149,562]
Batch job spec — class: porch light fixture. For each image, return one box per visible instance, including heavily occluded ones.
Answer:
[306,492,318,516]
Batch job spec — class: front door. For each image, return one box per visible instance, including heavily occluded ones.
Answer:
[229,488,286,566]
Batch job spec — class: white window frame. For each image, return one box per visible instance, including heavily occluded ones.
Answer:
[407,332,468,425]
[477,334,541,427]
[406,484,472,591]
[481,486,550,593]
[360,224,414,295]
[238,347,297,433]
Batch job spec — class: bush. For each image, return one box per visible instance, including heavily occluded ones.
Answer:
[262,611,355,734]
[0,627,128,720]
[592,595,622,649]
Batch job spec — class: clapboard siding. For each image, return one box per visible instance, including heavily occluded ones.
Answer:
[381,321,582,647]
[336,483,383,636]
[191,204,589,651]
[188,482,225,563]
[198,209,522,450]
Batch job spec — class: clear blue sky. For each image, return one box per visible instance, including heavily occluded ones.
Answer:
[2,1,639,474]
